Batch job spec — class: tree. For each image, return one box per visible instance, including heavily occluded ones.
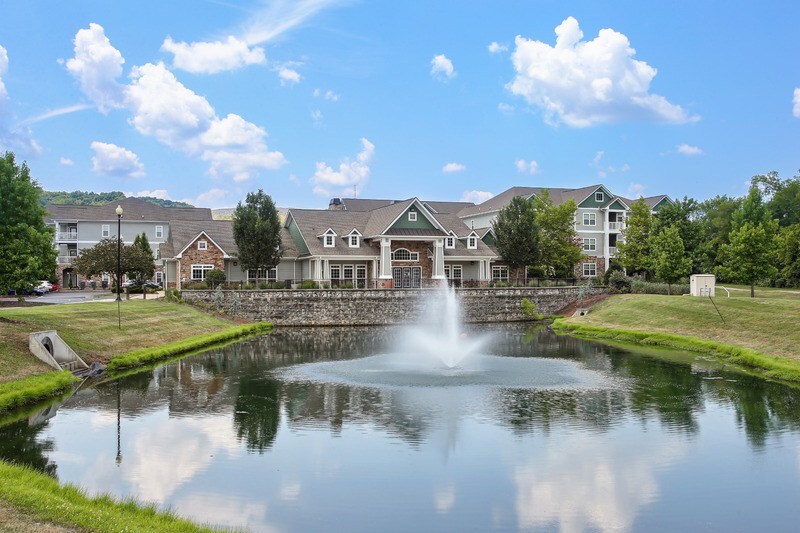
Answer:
[532,190,581,277]
[616,198,653,276]
[650,226,692,295]
[717,221,778,297]
[697,195,740,272]
[492,195,540,282]
[72,238,154,289]
[0,152,57,294]
[232,189,282,277]
[651,196,703,273]
[732,184,771,230]
[130,233,155,281]
[776,225,800,287]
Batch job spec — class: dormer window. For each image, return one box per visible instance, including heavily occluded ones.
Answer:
[198,240,207,250]
[445,235,455,249]
[324,235,335,248]
[408,211,417,222]
[467,236,477,249]
[595,192,604,202]
[349,235,359,247]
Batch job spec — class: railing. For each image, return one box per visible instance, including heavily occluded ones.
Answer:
[57,256,75,264]
[608,222,625,231]
[608,246,618,256]
[56,231,78,241]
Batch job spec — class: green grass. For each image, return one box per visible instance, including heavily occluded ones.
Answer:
[106,322,273,372]
[0,372,78,414]
[0,461,219,532]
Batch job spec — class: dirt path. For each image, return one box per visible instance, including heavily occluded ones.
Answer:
[0,500,81,532]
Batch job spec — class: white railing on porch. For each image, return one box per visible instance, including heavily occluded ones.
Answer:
[57,256,75,264]
[608,222,625,231]
[608,246,618,256]
[56,232,78,241]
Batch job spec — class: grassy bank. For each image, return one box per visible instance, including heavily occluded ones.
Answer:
[106,322,272,372]
[0,461,216,532]
[0,372,78,414]
[557,292,800,381]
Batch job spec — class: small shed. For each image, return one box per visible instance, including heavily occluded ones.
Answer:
[690,274,716,297]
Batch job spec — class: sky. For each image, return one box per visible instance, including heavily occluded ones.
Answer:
[0,1,798,209]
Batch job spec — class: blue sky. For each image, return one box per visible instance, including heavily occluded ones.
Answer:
[0,1,798,208]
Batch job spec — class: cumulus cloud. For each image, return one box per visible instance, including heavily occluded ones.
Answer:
[66,23,126,112]
[488,42,508,54]
[136,189,170,200]
[277,66,301,85]
[676,143,703,156]
[0,45,41,156]
[516,159,539,174]
[311,138,375,197]
[161,36,265,74]
[506,17,698,127]
[442,162,466,173]
[626,182,646,198]
[793,88,800,118]
[460,190,494,204]
[67,24,286,182]
[313,88,340,101]
[59,157,75,166]
[431,54,456,80]
[91,141,145,178]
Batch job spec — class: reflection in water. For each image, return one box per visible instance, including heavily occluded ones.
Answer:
[1,325,800,531]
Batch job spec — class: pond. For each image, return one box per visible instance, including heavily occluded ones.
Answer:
[2,325,800,532]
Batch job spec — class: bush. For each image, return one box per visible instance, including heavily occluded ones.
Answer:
[521,298,544,320]
[630,279,690,295]
[299,280,318,289]
[164,288,182,302]
[607,271,632,293]
[604,261,624,284]
[182,282,208,290]
[205,269,226,286]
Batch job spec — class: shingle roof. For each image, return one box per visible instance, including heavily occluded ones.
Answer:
[287,209,376,257]
[619,195,671,209]
[336,198,474,214]
[363,198,417,237]
[161,220,300,260]
[45,196,213,224]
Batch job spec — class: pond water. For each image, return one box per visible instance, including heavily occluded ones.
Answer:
[2,325,800,532]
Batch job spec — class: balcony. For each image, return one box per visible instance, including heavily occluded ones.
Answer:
[608,246,618,256]
[57,256,75,264]
[608,222,625,231]
[56,231,78,241]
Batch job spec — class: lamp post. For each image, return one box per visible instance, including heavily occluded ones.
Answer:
[116,205,123,330]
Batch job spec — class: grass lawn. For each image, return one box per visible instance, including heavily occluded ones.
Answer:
[0,300,240,383]
[565,292,800,361]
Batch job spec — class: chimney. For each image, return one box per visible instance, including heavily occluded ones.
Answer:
[328,198,344,211]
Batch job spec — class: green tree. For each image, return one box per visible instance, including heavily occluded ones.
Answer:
[776,225,800,287]
[616,198,653,276]
[651,196,703,273]
[697,195,740,272]
[732,184,771,230]
[72,238,154,289]
[753,170,800,227]
[0,152,57,294]
[492,195,540,282]
[717,221,778,297]
[533,190,581,277]
[650,226,692,295]
[232,189,282,276]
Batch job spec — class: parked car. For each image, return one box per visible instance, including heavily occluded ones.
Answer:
[123,280,162,293]
[36,281,53,293]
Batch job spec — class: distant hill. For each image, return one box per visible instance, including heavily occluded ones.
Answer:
[40,190,194,208]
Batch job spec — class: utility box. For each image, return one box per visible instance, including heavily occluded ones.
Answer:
[690,274,716,297]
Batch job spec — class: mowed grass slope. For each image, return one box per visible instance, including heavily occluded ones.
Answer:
[0,300,238,382]
[566,291,800,361]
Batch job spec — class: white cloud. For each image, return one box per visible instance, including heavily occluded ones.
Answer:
[515,159,539,174]
[21,104,92,125]
[0,45,7,103]
[59,157,75,166]
[626,182,646,198]
[488,42,508,54]
[183,188,229,208]
[430,54,456,80]
[793,88,800,118]
[241,0,346,45]
[324,90,340,102]
[311,138,375,197]
[460,190,494,204]
[65,23,126,112]
[277,66,301,85]
[311,109,323,124]
[161,36,265,74]
[136,189,170,200]
[620,163,630,172]
[498,102,515,114]
[66,24,286,183]
[676,143,703,156]
[0,45,41,156]
[507,17,698,127]
[442,162,466,173]
[91,141,145,178]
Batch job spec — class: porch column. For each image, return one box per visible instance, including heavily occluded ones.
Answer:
[431,239,445,279]
[176,259,181,290]
[379,238,392,279]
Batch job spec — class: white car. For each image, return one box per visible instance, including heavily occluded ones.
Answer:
[37,281,53,293]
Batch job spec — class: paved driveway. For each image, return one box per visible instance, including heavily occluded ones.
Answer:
[25,290,115,304]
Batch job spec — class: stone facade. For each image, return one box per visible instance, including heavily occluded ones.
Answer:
[180,236,226,283]
[182,286,606,326]
[575,255,606,279]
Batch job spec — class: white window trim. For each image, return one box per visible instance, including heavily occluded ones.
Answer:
[467,237,477,249]
[155,225,163,239]
[198,240,208,250]
[349,235,360,248]
[102,224,110,238]
[445,235,455,249]
[408,211,417,222]
[492,265,509,281]
[595,192,604,202]
[582,213,596,226]
[391,248,419,261]
[583,262,597,277]
[324,235,335,248]
[191,264,214,280]
[583,238,596,252]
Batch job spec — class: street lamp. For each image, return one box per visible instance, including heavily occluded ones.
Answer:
[116,205,123,330]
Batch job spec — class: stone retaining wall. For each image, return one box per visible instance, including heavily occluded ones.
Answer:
[182,286,605,326]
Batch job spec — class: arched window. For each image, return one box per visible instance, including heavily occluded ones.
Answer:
[391,248,418,261]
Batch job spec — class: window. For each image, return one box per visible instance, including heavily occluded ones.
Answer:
[343,265,354,280]
[445,235,455,249]
[155,225,163,239]
[156,248,161,260]
[446,265,462,279]
[467,237,477,249]
[356,265,367,280]
[155,271,163,284]
[492,266,509,281]
[102,224,110,238]
[408,211,417,222]
[583,262,597,277]
[198,240,208,250]
[324,235,335,248]
[582,213,596,226]
[582,237,596,252]
[391,248,419,261]
[191,264,214,280]
[349,235,360,248]
[248,268,276,281]
[595,192,604,202]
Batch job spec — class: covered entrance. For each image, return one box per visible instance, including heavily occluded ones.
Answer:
[62,268,77,289]
[392,266,421,288]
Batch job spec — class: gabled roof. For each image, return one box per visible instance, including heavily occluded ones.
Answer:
[456,187,537,218]
[45,196,213,224]
[619,194,672,210]
[286,208,375,257]
[363,198,448,238]
[160,220,299,261]
[335,198,474,214]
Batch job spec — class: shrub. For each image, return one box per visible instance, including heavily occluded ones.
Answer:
[604,261,624,284]
[299,280,318,289]
[521,298,544,320]
[164,288,181,302]
[182,282,208,290]
[205,269,226,287]
[607,271,632,293]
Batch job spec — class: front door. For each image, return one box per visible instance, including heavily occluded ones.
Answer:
[392,266,421,288]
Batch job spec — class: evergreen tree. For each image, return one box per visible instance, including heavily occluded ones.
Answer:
[232,189,282,276]
[650,226,692,295]
[0,152,57,293]
[492,195,540,282]
[532,190,581,277]
[616,198,653,276]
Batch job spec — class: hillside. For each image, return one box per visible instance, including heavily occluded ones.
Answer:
[40,190,194,208]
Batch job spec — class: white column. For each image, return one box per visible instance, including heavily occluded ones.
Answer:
[604,210,610,269]
[431,239,445,279]
[176,259,181,290]
[379,238,392,279]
